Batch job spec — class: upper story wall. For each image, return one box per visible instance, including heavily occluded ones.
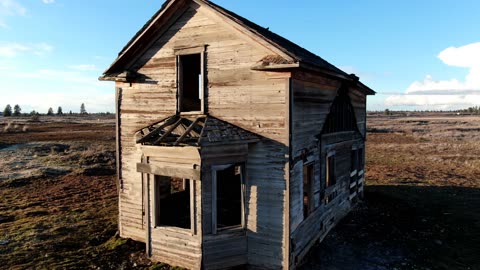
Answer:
[123,2,289,143]
[290,70,367,158]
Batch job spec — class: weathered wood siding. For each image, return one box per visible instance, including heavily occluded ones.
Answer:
[349,87,367,137]
[116,2,289,269]
[289,70,368,266]
[246,140,288,269]
[200,144,248,269]
[289,72,340,233]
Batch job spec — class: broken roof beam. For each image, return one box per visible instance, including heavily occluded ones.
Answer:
[136,115,179,144]
[173,117,202,146]
[153,118,183,145]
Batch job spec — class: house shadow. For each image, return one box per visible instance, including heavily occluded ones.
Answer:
[299,184,480,270]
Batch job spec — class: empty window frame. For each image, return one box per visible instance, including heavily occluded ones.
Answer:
[176,47,205,113]
[154,176,191,229]
[212,164,245,234]
[325,152,336,188]
[324,151,337,204]
[303,163,314,219]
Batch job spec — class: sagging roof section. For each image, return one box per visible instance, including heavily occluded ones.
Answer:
[136,115,260,147]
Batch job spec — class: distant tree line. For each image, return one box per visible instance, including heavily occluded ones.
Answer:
[2,103,111,117]
[366,106,480,115]
[460,106,480,114]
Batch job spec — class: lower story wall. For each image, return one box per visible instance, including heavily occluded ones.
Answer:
[289,131,364,266]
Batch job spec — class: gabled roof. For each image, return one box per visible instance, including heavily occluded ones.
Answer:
[136,115,260,147]
[100,0,375,95]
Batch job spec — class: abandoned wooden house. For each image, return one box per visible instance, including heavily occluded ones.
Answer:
[100,0,375,269]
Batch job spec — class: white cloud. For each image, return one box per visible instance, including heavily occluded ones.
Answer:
[386,42,480,109]
[68,64,98,71]
[0,0,26,28]
[0,42,53,57]
[42,0,55,4]
[385,95,480,108]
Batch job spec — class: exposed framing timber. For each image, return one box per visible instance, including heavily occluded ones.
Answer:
[174,118,202,146]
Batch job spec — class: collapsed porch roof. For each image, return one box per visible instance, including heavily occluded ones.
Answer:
[136,115,260,147]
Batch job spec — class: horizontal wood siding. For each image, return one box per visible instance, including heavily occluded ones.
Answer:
[349,87,367,137]
[289,70,368,267]
[291,72,341,158]
[203,230,248,269]
[290,133,363,264]
[290,72,340,235]
[246,140,288,269]
[117,3,289,269]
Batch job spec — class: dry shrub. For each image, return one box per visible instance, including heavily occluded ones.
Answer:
[4,122,13,133]
[79,145,115,166]
[30,114,40,122]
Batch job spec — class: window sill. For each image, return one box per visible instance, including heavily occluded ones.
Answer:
[179,111,204,116]
[153,226,193,235]
[217,226,245,234]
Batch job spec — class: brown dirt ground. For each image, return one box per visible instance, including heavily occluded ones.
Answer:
[1,113,479,270]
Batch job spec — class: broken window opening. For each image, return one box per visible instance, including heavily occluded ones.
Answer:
[326,154,336,188]
[154,176,191,229]
[178,53,203,112]
[303,163,314,219]
[213,164,244,233]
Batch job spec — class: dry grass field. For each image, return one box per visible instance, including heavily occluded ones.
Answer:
[1,113,479,269]
[0,115,154,269]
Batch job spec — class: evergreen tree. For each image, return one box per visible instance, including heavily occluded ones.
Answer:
[3,104,12,117]
[47,107,54,115]
[80,103,87,114]
[57,106,63,115]
[13,104,21,116]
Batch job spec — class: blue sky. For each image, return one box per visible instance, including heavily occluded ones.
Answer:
[0,0,479,113]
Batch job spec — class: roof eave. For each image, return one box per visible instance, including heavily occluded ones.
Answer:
[101,0,184,77]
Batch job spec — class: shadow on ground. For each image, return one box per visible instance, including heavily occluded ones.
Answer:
[300,185,480,270]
